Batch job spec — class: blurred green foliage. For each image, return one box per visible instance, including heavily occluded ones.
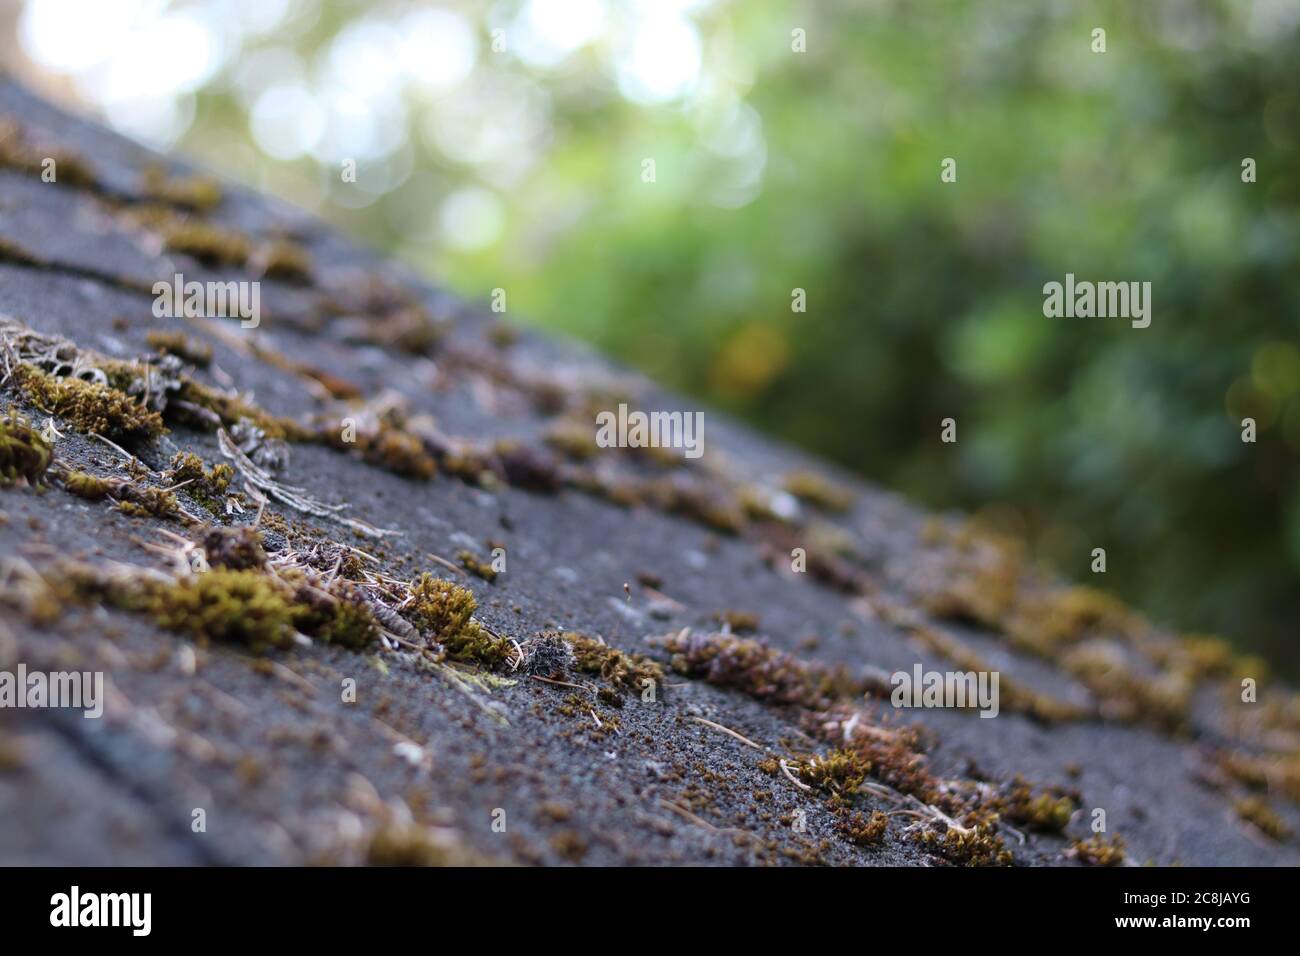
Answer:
[25,0,1300,667]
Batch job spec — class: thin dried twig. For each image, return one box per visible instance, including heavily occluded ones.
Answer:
[90,433,155,473]
[689,716,763,751]
[780,759,813,792]
[218,427,396,538]
[425,552,464,576]
[658,799,718,831]
[531,674,593,693]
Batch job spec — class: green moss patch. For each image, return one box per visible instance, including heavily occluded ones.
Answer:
[13,364,165,443]
[0,412,53,485]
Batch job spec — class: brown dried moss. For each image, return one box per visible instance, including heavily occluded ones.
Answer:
[836,809,889,846]
[363,428,437,480]
[200,526,267,570]
[663,630,866,710]
[281,572,379,651]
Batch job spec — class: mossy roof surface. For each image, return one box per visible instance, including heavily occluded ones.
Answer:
[1,78,1296,867]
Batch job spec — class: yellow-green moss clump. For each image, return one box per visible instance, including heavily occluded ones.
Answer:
[564,631,664,697]
[406,574,511,667]
[166,451,234,513]
[651,477,747,534]
[778,747,899,845]
[163,221,251,266]
[60,469,112,500]
[98,567,379,654]
[408,574,477,641]
[58,469,180,519]
[1059,641,1191,732]
[487,321,520,350]
[901,621,1088,724]
[362,821,497,867]
[1218,751,1300,803]
[0,413,53,485]
[782,469,855,513]
[1234,796,1291,841]
[921,541,1136,662]
[1070,834,1126,866]
[714,609,760,633]
[544,419,598,461]
[147,569,295,651]
[168,452,233,489]
[797,749,870,798]
[914,819,1013,867]
[13,365,165,443]
[352,427,436,480]
[259,239,313,281]
[139,166,222,212]
[456,549,498,582]
[146,330,212,367]
[115,487,181,519]
[1008,586,1138,656]
[998,777,1076,832]
[0,119,97,187]
[837,809,889,847]
[170,378,301,440]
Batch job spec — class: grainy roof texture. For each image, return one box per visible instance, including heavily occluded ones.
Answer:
[0,77,1296,867]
